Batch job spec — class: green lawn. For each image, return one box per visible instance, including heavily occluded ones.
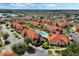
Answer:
[63,30,69,35]
[13,31,19,38]
[22,23,43,30]
[48,49,53,55]
[50,46,55,49]
[22,23,33,29]
[55,46,62,49]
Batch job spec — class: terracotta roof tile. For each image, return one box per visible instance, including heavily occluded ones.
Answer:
[45,24,62,31]
[0,51,16,56]
[57,21,66,26]
[48,34,69,44]
[26,29,39,39]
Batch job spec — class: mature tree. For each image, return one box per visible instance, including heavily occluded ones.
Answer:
[40,16,44,19]
[62,25,68,29]
[32,16,35,18]
[24,36,31,45]
[3,33,10,45]
[65,14,70,18]
[3,33,9,39]
[12,44,27,56]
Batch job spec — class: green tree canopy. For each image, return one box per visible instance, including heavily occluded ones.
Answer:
[62,44,79,56]
[40,16,44,19]
[24,36,31,45]
[12,44,27,56]
[3,33,9,39]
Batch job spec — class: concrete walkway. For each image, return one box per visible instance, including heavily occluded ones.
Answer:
[23,44,48,56]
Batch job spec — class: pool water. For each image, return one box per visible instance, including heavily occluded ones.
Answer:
[38,31,48,38]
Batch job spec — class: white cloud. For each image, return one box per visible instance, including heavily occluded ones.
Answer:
[0,3,79,9]
[8,3,26,9]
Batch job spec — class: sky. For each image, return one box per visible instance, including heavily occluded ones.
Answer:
[0,3,79,9]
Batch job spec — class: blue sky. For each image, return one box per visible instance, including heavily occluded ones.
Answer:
[0,3,79,9]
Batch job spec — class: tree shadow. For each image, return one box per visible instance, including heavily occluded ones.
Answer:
[26,46,36,54]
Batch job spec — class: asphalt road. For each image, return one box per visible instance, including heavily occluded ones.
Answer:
[2,24,24,51]
[69,32,79,42]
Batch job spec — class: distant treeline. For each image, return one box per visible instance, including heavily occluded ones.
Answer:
[0,9,79,15]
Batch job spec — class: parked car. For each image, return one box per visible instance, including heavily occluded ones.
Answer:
[6,27,10,29]
[17,36,21,39]
[11,30,14,32]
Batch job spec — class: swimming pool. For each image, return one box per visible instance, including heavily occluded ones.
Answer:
[38,31,48,38]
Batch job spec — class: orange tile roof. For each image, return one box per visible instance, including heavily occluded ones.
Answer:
[15,23,23,29]
[48,34,69,44]
[74,25,79,32]
[64,18,69,20]
[26,29,39,39]
[45,24,62,31]
[30,21,39,25]
[11,21,23,30]
[57,21,66,26]
[64,18,72,21]
[0,51,16,56]
[21,29,39,39]
[75,25,79,29]
[44,20,52,23]
[11,21,17,27]
[21,29,27,33]
[21,29,27,36]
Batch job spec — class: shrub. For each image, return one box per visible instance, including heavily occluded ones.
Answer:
[48,50,52,55]
[42,42,49,49]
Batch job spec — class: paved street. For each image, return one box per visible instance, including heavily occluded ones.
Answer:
[69,32,79,42]
[1,24,24,51]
